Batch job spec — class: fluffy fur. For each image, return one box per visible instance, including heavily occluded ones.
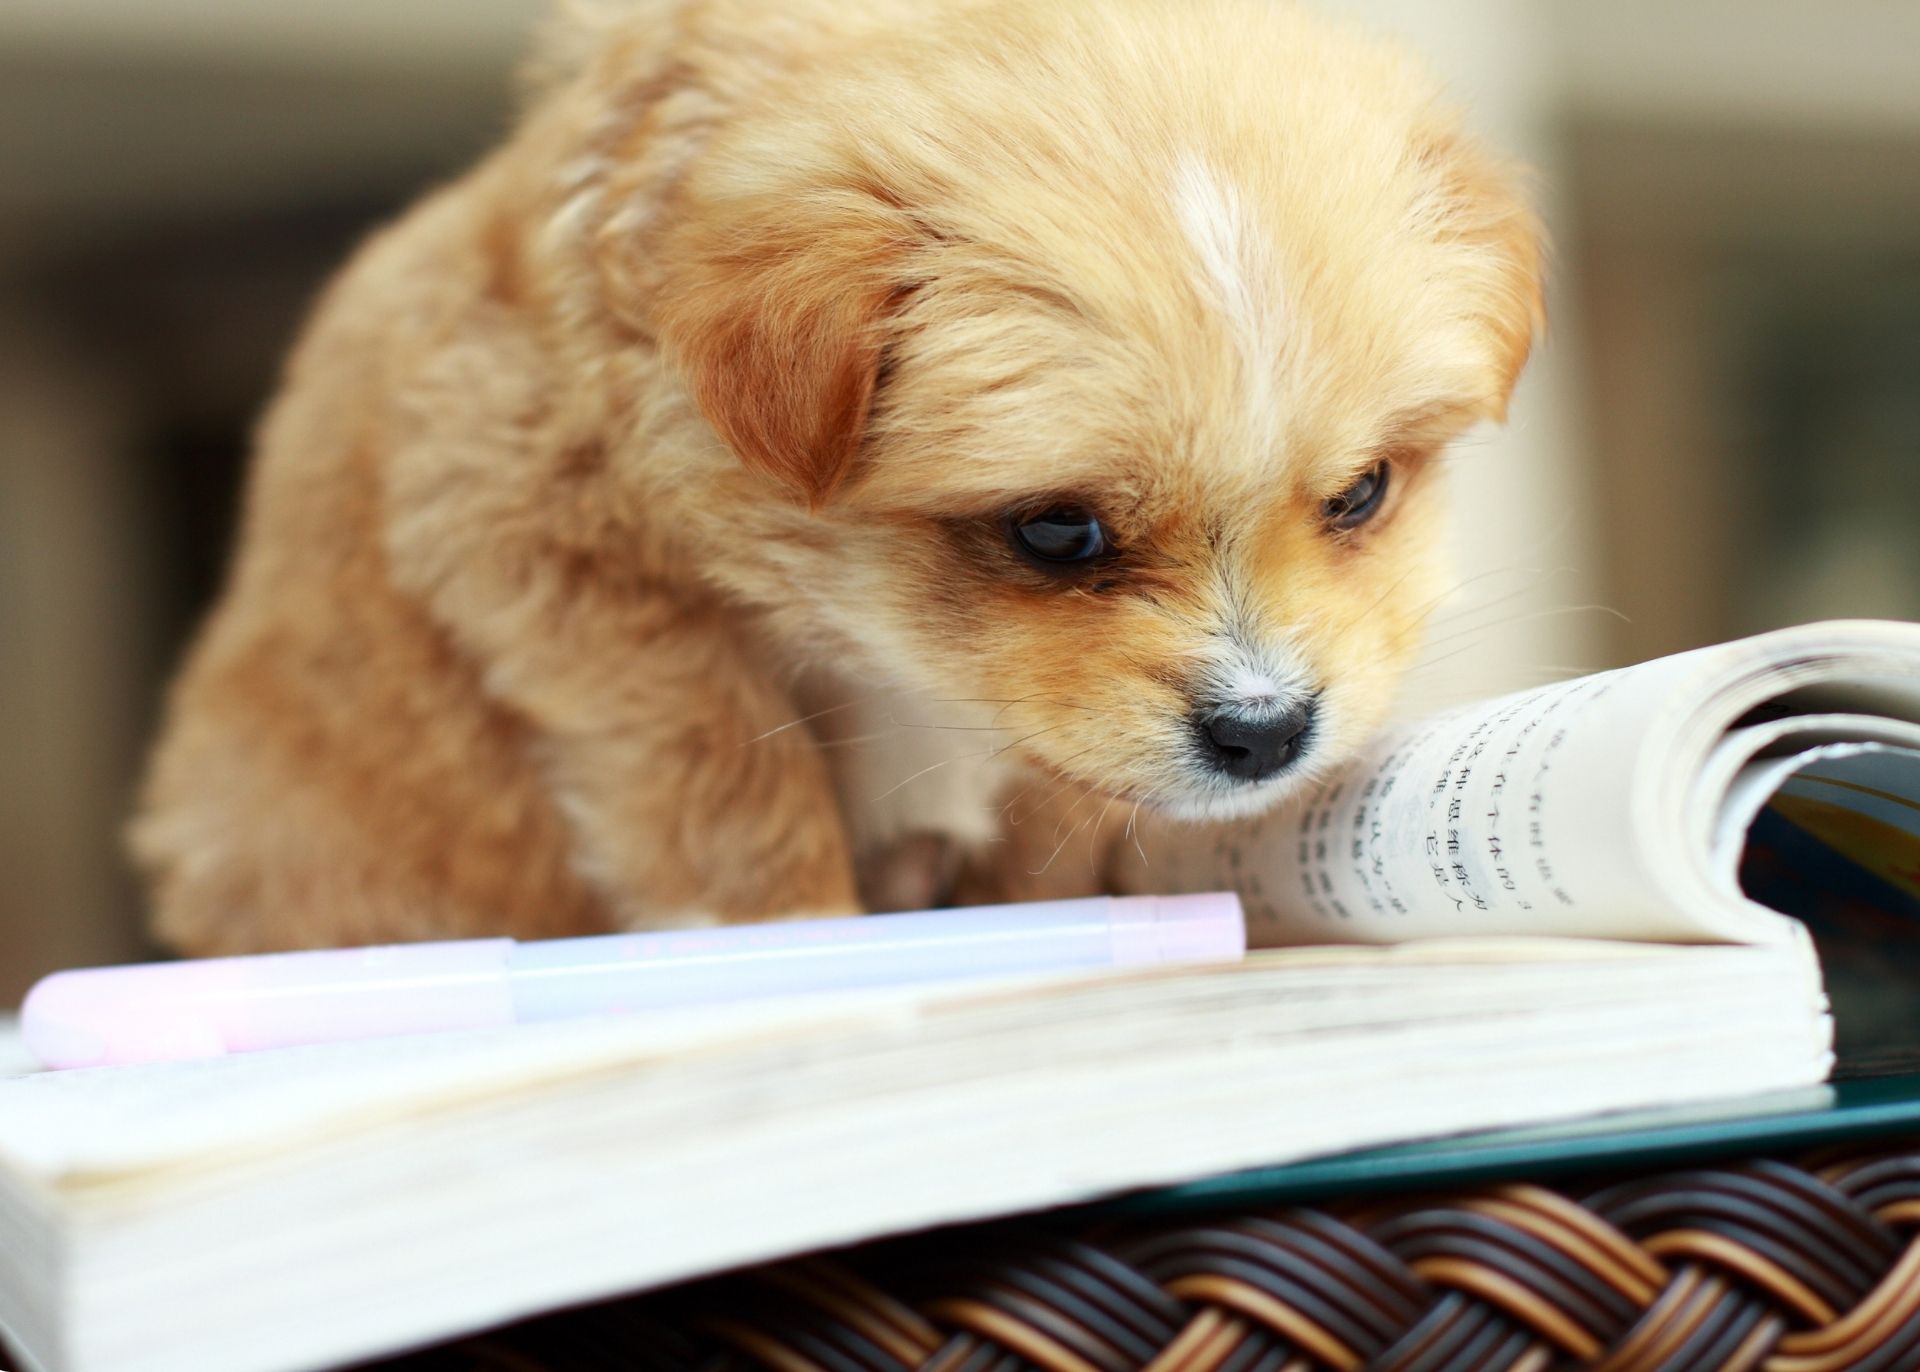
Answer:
[133,0,1543,953]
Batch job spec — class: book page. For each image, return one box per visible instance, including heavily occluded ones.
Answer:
[1702,715,1920,878]
[1123,622,1920,948]
[1122,648,1741,946]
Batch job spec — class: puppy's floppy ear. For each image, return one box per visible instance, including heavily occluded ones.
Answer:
[1420,130,1548,421]
[650,191,912,507]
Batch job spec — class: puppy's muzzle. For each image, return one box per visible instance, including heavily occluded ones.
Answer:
[1193,697,1315,783]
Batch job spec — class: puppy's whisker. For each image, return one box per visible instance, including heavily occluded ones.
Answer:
[1377,567,1572,661]
[873,724,1069,807]
[1125,795,1153,870]
[762,694,1072,756]
[1087,791,1121,876]
[993,759,1052,820]
[1004,747,1099,827]
[995,788,1035,822]
[1005,772,1073,830]
[1406,563,1558,624]
[1402,610,1630,695]
[1343,564,1425,633]
[1401,636,1503,676]
[1371,567,1535,656]
[1426,569,1573,619]
[1033,784,1099,874]
[1033,806,1098,878]
[1413,602,1631,658]
[740,696,878,746]
[927,695,1097,714]
[987,724,1070,766]
[883,720,1023,734]
[1048,782,1097,846]
[990,700,1097,732]
[810,730,909,750]
[1401,587,1546,653]
[866,748,991,806]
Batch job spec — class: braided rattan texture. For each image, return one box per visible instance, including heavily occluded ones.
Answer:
[380,1143,1920,1372]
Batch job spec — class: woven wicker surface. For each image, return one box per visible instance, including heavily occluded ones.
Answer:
[377,1142,1920,1372]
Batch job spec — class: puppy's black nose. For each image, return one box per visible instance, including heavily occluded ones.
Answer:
[1195,701,1314,782]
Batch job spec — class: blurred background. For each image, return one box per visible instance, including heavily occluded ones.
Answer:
[1,0,1916,1003]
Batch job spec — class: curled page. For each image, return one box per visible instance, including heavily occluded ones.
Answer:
[1120,620,1920,950]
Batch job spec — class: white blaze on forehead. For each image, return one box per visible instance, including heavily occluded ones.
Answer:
[1171,153,1290,440]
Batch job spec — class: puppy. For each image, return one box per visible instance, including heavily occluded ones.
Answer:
[133,0,1543,954]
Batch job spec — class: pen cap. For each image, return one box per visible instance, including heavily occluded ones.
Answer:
[1107,893,1246,965]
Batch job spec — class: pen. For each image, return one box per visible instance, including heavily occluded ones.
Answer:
[22,893,1245,1069]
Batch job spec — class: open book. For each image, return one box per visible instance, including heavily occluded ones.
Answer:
[3,619,1917,1372]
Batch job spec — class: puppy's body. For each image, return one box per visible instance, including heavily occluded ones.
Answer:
[135,0,1542,954]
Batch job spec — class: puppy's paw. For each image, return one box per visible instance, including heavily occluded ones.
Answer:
[945,775,1130,908]
[613,893,863,931]
[856,832,969,913]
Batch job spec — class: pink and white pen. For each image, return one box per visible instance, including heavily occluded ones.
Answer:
[21,893,1245,1070]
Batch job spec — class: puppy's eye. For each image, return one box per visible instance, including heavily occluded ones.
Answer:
[1322,462,1391,531]
[1010,507,1108,564]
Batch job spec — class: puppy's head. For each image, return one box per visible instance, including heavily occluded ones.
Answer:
[630,0,1543,819]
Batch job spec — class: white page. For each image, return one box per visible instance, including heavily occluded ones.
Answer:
[1697,715,1920,868]
[1710,740,1920,888]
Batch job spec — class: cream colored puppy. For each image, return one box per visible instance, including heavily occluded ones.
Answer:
[134,0,1543,953]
